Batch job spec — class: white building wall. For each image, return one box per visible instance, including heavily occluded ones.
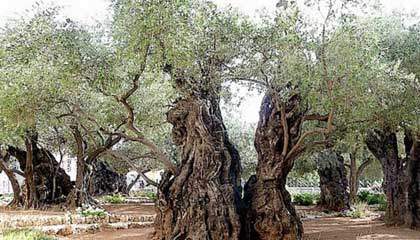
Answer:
[58,155,77,181]
[0,172,12,194]
[0,171,24,194]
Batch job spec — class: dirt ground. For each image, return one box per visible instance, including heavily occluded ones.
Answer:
[102,203,155,215]
[77,216,420,240]
[2,204,419,240]
[303,217,420,240]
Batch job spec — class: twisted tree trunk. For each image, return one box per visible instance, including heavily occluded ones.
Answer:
[366,129,406,225]
[24,135,40,209]
[66,126,121,208]
[7,136,73,206]
[88,160,127,196]
[0,154,23,207]
[242,92,304,240]
[154,96,242,240]
[316,149,350,211]
[406,132,420,229]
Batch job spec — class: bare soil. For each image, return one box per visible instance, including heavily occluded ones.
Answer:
[77,216,420,240]
[102,203,155,215]
[2,204,419,239]
[73,228,154,240]
[303,216,420,240]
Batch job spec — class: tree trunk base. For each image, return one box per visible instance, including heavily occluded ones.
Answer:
[154,96,242,240]
[242,176,303,240]
[316,149,350,211]
[406,135,420,229]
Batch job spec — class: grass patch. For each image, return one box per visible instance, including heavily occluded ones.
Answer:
[293,193,319,206]
[357,191,386,205]
[347,202,369,218]
[77,205,107,218]
[2,229,56,240]
[377,201,387,211]
[103,194,126,204]
[132,191,157,201]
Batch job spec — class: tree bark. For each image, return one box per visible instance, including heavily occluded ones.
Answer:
[66,126,86,209]
[126,174,141,194]
[7,134,73,206]
[366,128,406,225]
[349,154,373,205]
[154,96,242,240]
[316,149,350,211]
[0,154,23,207]
[88,160,127,196]
[242,92,304,240]
[24,134,39,209]
[349,152,358,205]
[406,132,420,229]
[66,126,122,208]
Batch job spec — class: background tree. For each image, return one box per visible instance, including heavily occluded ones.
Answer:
[0,6,90,207]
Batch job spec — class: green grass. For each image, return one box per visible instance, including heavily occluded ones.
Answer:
[103,194,126,204]
[77,206,107,218]
[347,202,369,218]
[293,193,320,206]
[132,191,157,201]
[1,229,56,240]
[357,191,386,205]
[377,201,387,211]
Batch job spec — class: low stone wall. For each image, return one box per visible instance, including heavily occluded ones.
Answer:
[0,210,156,236]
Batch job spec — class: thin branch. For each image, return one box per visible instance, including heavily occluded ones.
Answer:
[139,170,158,187]
[356,157,373,178]
[227,77,268,87]
[105,150,158,187]
[303,114,329,122]
[286,128,328,160]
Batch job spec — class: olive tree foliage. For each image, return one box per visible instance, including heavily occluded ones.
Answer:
[0,2,179,207]
[0,6,90,144]
[223,115,257,181]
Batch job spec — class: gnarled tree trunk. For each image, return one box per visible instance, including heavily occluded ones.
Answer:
[7,135,73,206]
[316,149,350,211]
[0,154,23,207]
[242,92,304,240]
[154,96,242,240]
[24,135,39,209]
[88,160,127,196]
[66,126,121,208]
[366,128,406,225]
[406,132,420,229]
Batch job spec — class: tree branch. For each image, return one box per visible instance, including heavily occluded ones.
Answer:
[286,128,328,160]
[303,114,329,122]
